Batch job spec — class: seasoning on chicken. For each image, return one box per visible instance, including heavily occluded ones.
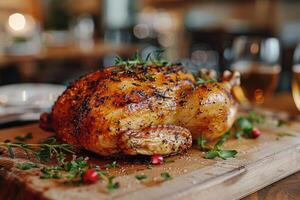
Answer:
[40,62,240,156]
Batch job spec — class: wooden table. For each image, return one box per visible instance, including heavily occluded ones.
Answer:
[243,92,300,200]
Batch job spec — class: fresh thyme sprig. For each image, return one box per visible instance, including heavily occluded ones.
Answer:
[112,50,182,83]
[114,50,172,68]
[105,161,119,169]
[16,162,39,170]
[15,132,33,142]
[2,136,121,191]
[1,136,74,163]
[193,70,217,85]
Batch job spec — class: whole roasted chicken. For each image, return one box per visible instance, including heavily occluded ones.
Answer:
[41,58,240,156]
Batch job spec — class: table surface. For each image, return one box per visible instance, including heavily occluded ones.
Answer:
[243,92,300,200]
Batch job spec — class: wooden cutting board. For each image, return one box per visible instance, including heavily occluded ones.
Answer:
[1,113,300,200]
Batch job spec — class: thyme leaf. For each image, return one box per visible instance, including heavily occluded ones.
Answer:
[16,162,39,170]
[135,174,147,181]
[15,132,33,142]
[105,161,119,169]
[0,138,74,163]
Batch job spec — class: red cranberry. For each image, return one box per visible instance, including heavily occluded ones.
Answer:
[151,154,164,165]
[251,128,261,138]
[83,169,99,183]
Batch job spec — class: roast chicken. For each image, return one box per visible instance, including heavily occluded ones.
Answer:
[40,63,240,156]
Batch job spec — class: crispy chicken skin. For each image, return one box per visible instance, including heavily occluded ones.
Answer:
[42,64,240,156]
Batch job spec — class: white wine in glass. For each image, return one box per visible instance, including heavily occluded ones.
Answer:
[231,37,281,104]
[292,44,300,111]
[292,64,300,110]
[232,61,280,104]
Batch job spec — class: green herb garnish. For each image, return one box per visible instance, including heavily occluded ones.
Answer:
[276,132,295,138]
[197,136,207,150]
[164,159,175,163]
[64,157,88,180]
[112,50,177,82]
[39,157,89,181]
[276,132,296,140]
[194,69,218,86]
[16,162,39,170]
[105,161,119,169]
[6,143,15,158]
[234,112,265,138]
[0,137,122,187]
[110,77,121,82]
[1,136,74,163]
[198,131,237,160]
[114,50,171,67]
[40,165,63,179]
[277,119,290,127]
[195,78,217,85]
[205,149,237,160]
[135,174,147,181]
[107,176,120,191]
[15,132,33,142]
[161,172,172,181]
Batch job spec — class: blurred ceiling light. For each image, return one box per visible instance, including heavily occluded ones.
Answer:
[8,13,26,31]
[133,24,149,39]
[6,13,36,37]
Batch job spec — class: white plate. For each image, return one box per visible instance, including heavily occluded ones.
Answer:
[0,83,65,109]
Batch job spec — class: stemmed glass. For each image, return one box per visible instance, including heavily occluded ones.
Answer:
[231,36,281,105]
[292,44,300,111]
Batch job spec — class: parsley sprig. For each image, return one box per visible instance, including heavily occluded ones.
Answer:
[106,176,120,191]
[135,174,147,181]
[198,131,237,160]
[234,111,265,138]
[161,172,172,181]
[197,112,265,160]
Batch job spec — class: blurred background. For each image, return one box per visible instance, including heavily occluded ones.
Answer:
[1,0,300,107]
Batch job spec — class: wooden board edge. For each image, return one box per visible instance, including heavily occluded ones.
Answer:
[164,143,300,200]
[0,168,50,200]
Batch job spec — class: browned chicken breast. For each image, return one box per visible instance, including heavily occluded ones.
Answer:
[41,64,240,156]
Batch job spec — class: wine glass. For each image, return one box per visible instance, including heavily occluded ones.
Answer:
[292,44,300,111]
[231,36,281,105]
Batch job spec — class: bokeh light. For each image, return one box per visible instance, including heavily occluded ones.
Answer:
[8,13,26,31]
